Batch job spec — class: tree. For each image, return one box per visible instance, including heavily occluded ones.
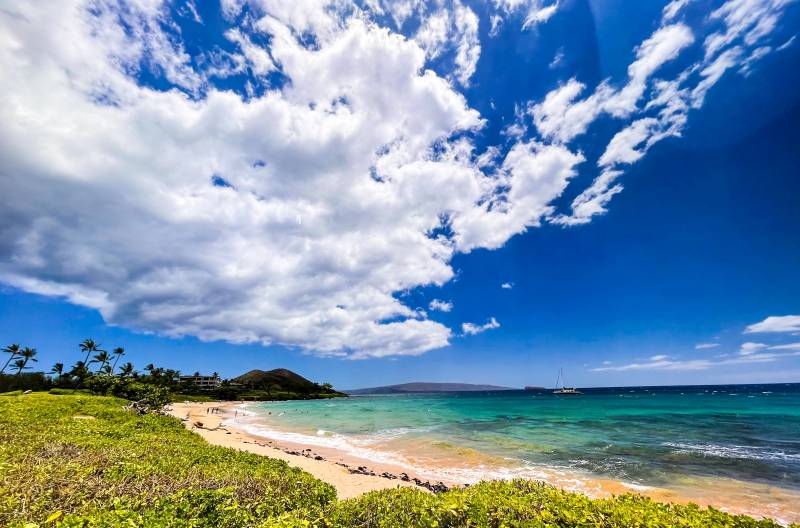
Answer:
[12,358,29,376]
[1,343,21,374]
[51,362,65,382]
[110,347,125,374]
[144,363,155,376]
[70,361,90,384]
[118,362,135,378]
[80,339,103,367]
[92,350,111,374]
[18,347,37,374]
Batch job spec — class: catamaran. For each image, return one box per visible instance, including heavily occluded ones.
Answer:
[553,368,581,395]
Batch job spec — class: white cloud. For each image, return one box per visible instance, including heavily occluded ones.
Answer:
[0,0,795,360]
[462,317,500,335]
[695,342,720,349]
[739,342,767,355]
[770,342,800,351]
[429,299,453,312]
[413,1,481,86]
[530,24,694,145]
[745,315,800,334]
[452,141,584,251]
[452,2,481,86]
[593,346,800,372]
[662,0,692,21]
[501,282,513,289]
[489,15,503,37]
[0,0,505,360]
[538,0,791,225]
[492,0,559,29]
[592,357,712,372]
[777,35,796,51]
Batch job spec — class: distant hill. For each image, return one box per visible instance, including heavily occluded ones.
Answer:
[232,368,321,392]
[346,382,515,394]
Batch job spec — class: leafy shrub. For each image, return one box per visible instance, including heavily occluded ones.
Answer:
[84,377,171,410]
[0,393,335,527]
[48,388,92,395]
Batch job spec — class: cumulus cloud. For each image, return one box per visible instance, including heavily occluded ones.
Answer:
[745,315,800,334]
[501,282,513,289]
[429,299,453,312]
[0,0,495,360]
[462,317,500,335]
[0,0,595,360]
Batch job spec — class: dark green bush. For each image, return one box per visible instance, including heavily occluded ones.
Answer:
[0,371,51,392]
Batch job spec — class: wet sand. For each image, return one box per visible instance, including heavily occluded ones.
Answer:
[168,401,800,524]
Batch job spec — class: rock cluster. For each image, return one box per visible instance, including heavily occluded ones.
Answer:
[244,440,451,493]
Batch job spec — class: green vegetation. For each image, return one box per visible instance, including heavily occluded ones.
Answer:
[0,339,345,402]
[0,393,334,528]
[1,393,795,528]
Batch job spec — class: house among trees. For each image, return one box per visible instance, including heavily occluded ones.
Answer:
[179,372,221,389]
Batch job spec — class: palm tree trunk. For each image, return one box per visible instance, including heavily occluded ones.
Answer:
[0,355,15,374]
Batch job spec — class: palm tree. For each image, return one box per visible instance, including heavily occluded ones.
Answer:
[12,358,29,376]
[51,362,64,382]
[70,361,90,385]
[18,347,37,373]
[1,343,21,374]
[79,339,103,367]
[144,363,155,376]
[118,362,135,378]
[110,347,125,373]
[92,350,111,374]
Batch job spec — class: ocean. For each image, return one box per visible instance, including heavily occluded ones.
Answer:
[231,383,800,523]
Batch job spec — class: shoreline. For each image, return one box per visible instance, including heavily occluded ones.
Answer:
[168,401,800,524]
[168,401,433,498]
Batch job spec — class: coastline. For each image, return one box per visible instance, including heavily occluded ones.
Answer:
[168,400,800,524]
[167,401,427,498]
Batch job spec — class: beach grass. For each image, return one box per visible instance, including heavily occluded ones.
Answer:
[1,393,795,527]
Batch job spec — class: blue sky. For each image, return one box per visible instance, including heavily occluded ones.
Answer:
[1,0,799,389]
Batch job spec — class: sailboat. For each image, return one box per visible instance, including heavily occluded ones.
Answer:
[553,368,581,395]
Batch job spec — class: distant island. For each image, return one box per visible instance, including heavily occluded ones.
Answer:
[346,382,515,394]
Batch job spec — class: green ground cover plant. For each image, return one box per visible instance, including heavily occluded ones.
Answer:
[1,393,795,528]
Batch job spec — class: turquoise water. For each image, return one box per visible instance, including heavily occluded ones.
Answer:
[236,384,800,520]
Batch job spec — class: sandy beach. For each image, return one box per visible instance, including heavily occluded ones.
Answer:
[168,401,427,499]
[167,399,800,524]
